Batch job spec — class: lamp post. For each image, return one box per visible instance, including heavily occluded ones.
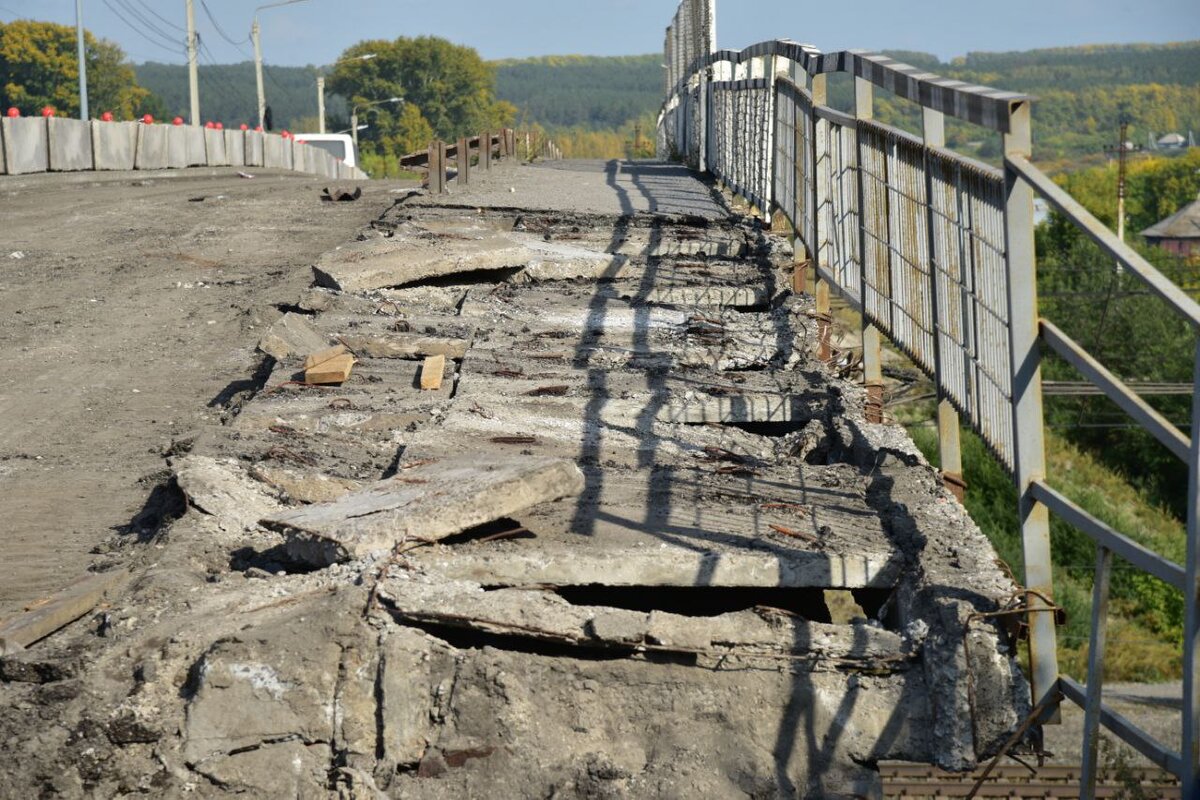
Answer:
[75,0,88,120]
[252,0,310,130]
[350,97,402,152]
[318,53,377,135]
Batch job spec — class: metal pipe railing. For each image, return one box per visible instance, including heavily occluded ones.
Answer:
[659,1,1200,794]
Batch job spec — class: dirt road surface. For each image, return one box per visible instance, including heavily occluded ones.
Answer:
[0,169,394,617]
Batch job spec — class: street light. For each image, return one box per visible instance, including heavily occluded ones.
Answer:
[252,0,310,130]
[317,53,377,135]
[350,97,403,152]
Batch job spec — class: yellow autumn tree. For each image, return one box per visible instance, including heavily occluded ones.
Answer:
[0,20,160,119]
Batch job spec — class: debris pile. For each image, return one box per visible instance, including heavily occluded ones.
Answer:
[0,184,1030,798]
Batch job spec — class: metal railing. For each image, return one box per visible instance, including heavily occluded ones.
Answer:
[397,128,562,193]
[658,2,1200,796]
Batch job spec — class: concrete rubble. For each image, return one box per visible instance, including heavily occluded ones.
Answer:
[0,164,1032,799]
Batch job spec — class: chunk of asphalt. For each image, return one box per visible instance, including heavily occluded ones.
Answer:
[262,455,585,567]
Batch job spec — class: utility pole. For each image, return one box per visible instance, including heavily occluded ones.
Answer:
[75,0,89,120]
[351,108,359,151]
[252,17,265,129]
[1103,114,1140,243]
[317,75,326,134]
[186,0,200,125]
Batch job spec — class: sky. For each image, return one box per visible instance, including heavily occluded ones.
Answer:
[0,0,1197,67]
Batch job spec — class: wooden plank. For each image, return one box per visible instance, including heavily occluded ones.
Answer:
[305,352,355,385]
[420,353,446,390]
[0,571,127,655]
[303,343,349,370]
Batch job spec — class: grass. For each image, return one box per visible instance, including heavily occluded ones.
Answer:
[907,418,1185,682]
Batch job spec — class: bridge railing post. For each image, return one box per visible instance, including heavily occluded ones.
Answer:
[853,76,885,423]
[1002,98,1059,721]
[811,71,832,364]
[919,106,966,498]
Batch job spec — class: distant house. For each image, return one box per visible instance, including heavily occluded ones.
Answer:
[1157,132,1187,149]
[1142,197,1200,257]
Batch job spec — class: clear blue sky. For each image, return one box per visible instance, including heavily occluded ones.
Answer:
[1,0,1197,67]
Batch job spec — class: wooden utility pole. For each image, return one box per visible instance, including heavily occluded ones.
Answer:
[186,0,200,125]
[1103,114,1140,242]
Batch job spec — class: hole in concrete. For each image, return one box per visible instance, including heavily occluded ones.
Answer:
[398,620,666,662]
[229,544,324,576]
[391,266,525,290]
[725,420,810,437]
[439,517,534,546]
[546,586,899,629]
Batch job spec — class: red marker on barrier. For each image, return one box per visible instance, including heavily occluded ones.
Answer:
[42,106,55,118]
[142,114,154,124]
[100,111,114,122]
[281,130,290,139]
[173,116,184,126]
[254,125,263,132]
[205,121,214,129]
[240,123,248,131]
[6,107,18,118]
[296,138,305,144]
[215,122,223,130]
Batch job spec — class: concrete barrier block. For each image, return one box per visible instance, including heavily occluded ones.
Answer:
[167,125,188,168]
[185,127,206,166]
[292,142,308,174]
[224,130,245,166]
[2,117,50,175]
[204,128,227,166]
[245,131,263,166]
[263,134,284,168]
[282,138,294,170]
[47,117,93,171]
[338,161,352,180]
[135,123,168,170]
[0,122,7,174]
[92,121,137,170]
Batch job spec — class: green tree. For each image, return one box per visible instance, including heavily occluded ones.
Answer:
[0,20,160,119]
[328,36,508,152]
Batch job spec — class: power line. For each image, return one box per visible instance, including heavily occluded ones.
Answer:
[112,0,183,44]
[199,0,250,48]
[100,0,185,55]
[131,0,186,33]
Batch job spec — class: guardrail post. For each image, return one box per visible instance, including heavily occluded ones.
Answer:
[1184,341,1200,795]
[811,71,832,364]
[457,137,470,186]
[1003,99,1059,720]
[428,139,446,194]
[480,131,491,171]
[855,76,885,422]
[790,58,809,295]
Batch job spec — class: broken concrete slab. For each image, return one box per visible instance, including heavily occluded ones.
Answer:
[248,464,362,504]
[172,455,284,533]
[256,312,329,360]
[263,456,586,566]
[375,570,908,661]
[312,232,620,293]
[414,545,900,590]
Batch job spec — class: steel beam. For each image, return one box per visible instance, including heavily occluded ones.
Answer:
[1080,545,1112,799]
[1183,341,1200,796]
[1003,100,1059,718]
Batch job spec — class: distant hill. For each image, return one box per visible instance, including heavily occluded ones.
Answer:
[492,54,662,131]
[133,61,345,130]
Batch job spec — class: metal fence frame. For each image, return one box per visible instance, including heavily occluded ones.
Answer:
[659,5,1200,796]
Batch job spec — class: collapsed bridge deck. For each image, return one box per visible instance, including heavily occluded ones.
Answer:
[0,160,1029,799]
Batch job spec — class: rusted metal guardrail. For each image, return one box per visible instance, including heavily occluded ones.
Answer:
[398,128,563,193]
[658,1,1200,796]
